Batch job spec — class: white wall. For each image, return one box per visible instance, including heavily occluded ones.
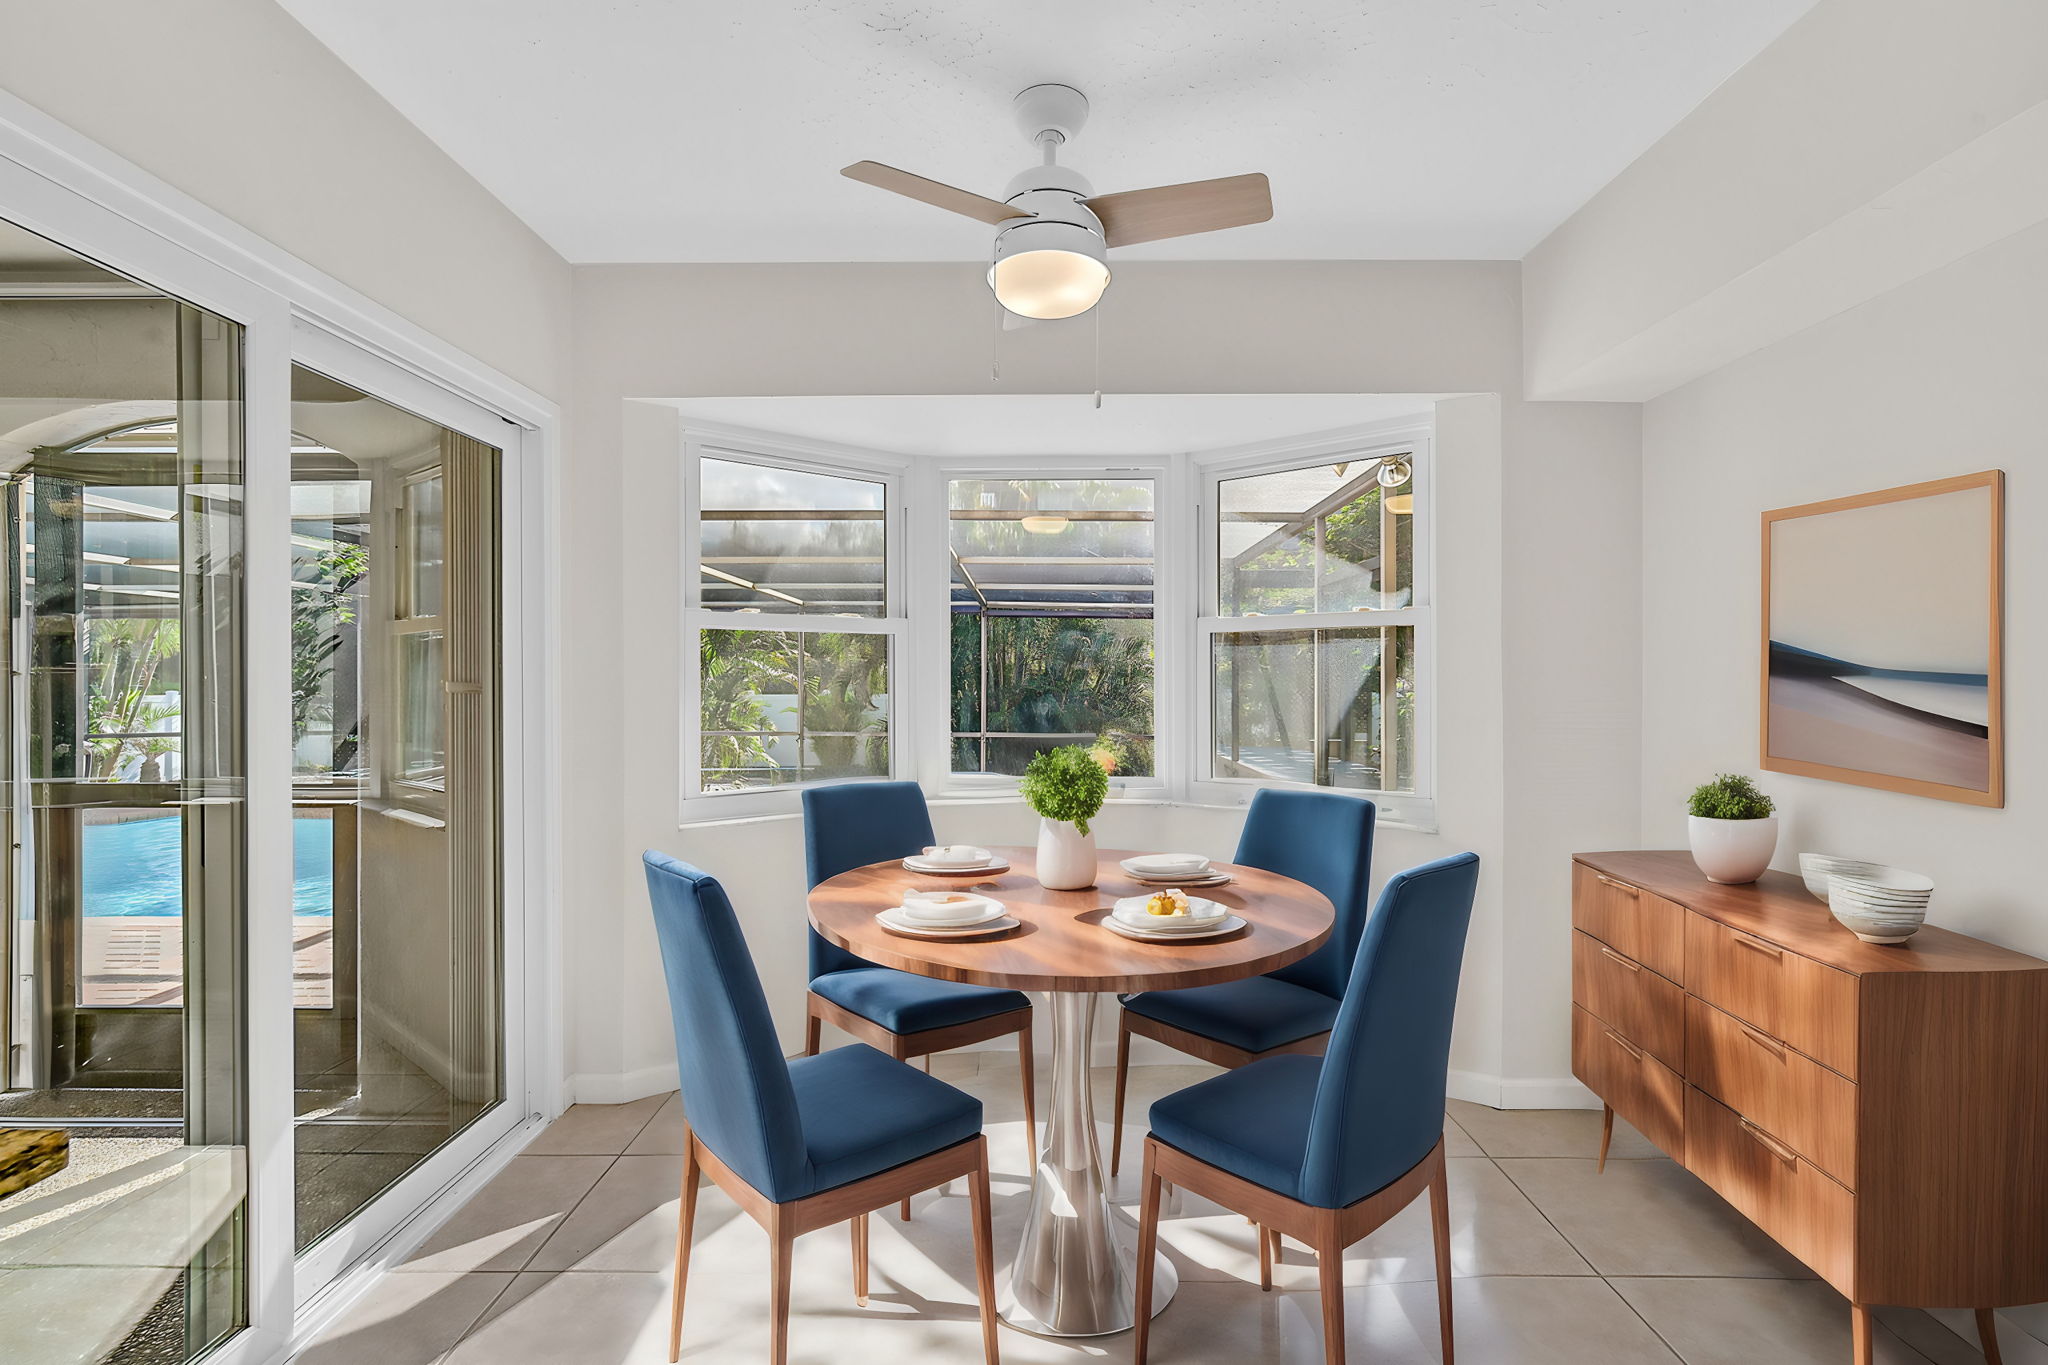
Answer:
[571,261,1643,1104]
[0,0,573,397]
[1641,221,2047,950]
[1639,218,2048,1351]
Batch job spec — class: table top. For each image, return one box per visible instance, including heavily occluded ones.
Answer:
[807,845,1335,993]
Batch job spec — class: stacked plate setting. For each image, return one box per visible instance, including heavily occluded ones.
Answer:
[1824,866,1934,945]
[1119,853,1231,888]
[902,845,1007,875]
[1104,893,1242,942]
[875,889,1013,937]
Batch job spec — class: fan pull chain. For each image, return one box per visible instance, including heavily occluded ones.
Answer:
[1092,302,1102,409]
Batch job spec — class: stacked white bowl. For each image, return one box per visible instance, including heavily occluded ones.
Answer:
[1797,853,1881,903]
[1825,866,1934,945]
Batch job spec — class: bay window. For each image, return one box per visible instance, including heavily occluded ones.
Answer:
[679,423,1428,824]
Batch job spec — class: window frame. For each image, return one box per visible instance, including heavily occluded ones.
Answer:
[1191,423,1436,828]
[679,425,910,821]
[914,453,1183,802]
[391,462,448,794]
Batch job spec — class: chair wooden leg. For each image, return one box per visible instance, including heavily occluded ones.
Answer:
[968,1140,1001,1365]
[1258,1222,1273,1291]
[768,1206,794,1365]
[1851,1303,1873,1365]
[1133,1149,1164,1365]
[1597,1103,1614,1173]
[803,1010,822,1057]
[669,1133,700,1363]
[851,1211,868,1307]
[1018,1017,1037,1156]
[1318,1229,1347,1365]
[1110,1016,1131,1177]
[1429,1151,1455,1364]
[1977,1308,2003,1365]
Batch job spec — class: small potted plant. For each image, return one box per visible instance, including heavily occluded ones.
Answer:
[1021,744,1110,890]
[1686,773,1778,884]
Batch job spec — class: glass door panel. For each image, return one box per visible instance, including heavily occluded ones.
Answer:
[287,365,502,1251]
[0,219,247,1363]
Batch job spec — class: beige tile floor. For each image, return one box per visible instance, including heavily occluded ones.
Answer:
[296,1061,2003,1364]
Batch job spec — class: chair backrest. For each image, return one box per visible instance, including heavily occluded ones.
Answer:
[643,851,811,1202]
[1299,851,1480,1209]
[1233,789,1377,998]
[801,781,937,979]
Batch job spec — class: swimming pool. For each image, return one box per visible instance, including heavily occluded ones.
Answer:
[80,813,335,917]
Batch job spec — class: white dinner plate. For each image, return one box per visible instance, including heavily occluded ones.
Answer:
[1102,913,1246,944]
[902,856,1012,876]
[894,893,1005,928]
[1122,854,1212,876]
[1119,856,1212,879]
[876,908,1019,939]
[1131,872,1234,888]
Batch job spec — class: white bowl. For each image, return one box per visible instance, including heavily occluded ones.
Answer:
[1798,853,1880,902]
[898,891,1002,926]
[918,845,993,868]
[1125,853,1211,876]
[1111,894,1224,929]
[1835,867,1934,895]
[1830,901,1925,945]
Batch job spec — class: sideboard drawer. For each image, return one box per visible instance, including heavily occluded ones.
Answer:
[1684,1087,1854,1293]
[1572,862,1686,980]
[1571,1004,1683,1156]
[1571,931,1684,1069]
[1685,996,1857,1188]
[1685,913,1859,1078]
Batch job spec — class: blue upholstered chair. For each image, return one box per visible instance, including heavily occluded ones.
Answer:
[1111,788,1377,1176]
[644,852,1000,1365]
[802,782,1036,1188]
[1132,851,1480,1365]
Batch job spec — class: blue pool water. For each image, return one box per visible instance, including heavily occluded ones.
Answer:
[81,814,335,917]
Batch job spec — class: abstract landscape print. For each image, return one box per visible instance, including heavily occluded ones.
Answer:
[1762,471,2004,806]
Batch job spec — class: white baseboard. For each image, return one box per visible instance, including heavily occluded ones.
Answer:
[567,1062,679,1105]
[1448,1070,1598,1110]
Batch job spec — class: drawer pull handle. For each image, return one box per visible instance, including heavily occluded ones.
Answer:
[1738,1024,1787,1060]
[1731,930,1783,960]
[1598,946,1642,973]
[1595,875,1640,897]
[1604,1029,1644,1062]
[1740,1118,1800,1166]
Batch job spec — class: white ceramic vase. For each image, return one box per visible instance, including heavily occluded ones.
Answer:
[1035,817,1098,890]
[1687,815,1778,884]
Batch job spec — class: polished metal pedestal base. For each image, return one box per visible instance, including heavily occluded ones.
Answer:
[1000,991,1178,1336]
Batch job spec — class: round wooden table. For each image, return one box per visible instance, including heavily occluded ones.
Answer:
[809,845,1334,1337]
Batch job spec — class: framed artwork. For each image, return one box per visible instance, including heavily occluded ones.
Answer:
[1761,471,2004,807]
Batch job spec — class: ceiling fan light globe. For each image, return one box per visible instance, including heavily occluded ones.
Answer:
[990,249,1110,319]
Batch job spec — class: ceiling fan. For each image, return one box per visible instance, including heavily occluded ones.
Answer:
[843,84,1272,322]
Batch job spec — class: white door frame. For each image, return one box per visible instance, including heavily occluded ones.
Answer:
[0,87,564,1365]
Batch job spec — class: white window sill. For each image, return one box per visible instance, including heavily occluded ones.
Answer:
[676,790,1436,835]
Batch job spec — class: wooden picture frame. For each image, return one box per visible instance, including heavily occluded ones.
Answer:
[1761,471,2004,807]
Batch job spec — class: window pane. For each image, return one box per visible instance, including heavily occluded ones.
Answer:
[1211,625,1414,792]
[698,456,886,616]
[700,628,889,791]
[403,471,444,619]
[949,478,1155,776]
[1217,457,1413,615]
[399,631,445,778]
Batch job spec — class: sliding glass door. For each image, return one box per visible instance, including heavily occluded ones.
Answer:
[0,219,248,1362]
[286,365,504,1253]
[0,210,530,1361]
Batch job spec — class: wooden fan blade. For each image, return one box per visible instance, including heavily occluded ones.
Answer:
[841,161,1033,226]
[1084,172,1272,247]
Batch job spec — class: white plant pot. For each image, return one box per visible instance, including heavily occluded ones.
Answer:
[1688,815,1778,885]
[1035,817,1098,890]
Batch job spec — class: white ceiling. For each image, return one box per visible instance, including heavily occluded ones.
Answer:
[278,0,1812,264]
[669,394,1441,458]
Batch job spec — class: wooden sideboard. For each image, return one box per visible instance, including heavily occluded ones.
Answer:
[1571,851,2048,1365]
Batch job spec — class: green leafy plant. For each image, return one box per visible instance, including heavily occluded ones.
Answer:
[1020,743,1110,835]
[1688,773,1776,820]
